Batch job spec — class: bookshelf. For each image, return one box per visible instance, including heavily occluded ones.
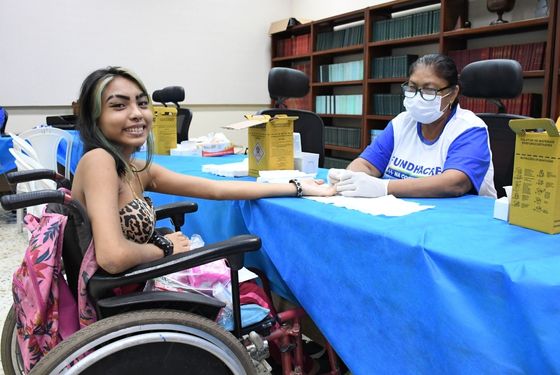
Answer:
[270,0,559,168]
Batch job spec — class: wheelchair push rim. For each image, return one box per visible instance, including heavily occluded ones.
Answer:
[30,309,257,375]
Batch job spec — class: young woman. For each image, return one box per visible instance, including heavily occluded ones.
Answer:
[71,66,335,274]
[329,53,497,199]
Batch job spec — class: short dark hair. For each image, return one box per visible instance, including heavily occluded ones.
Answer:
[77,66,154,178]
[409,54,459,105]
[409,54,459,87]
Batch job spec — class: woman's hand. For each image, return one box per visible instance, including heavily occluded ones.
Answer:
[300,179,336,196]
[164,232,191,254]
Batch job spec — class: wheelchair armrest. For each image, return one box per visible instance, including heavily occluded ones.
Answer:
[6,169,65,184]
[155,201,198,231]
[88,234,261,300]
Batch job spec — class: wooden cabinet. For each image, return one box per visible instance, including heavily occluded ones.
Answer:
[270,0,559,168]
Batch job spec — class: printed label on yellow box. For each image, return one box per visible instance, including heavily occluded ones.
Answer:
[508,118,560,234]
[223,114,297,177]
[152,106,177,155]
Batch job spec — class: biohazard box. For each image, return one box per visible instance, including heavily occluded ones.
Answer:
[223,114,297,177]
[508,118,560,234]
[152,106,177,155]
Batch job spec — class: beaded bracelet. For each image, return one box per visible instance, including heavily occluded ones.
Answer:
[289,179,303,198]
[148,232,174,257]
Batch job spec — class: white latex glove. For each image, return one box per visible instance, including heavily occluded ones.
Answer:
[327,168,347,186]
[335,171,389,198]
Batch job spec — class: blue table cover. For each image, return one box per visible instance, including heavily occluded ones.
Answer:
[145,154,560,375]
[7,140,558,374]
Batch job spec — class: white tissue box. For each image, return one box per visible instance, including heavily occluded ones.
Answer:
[493,197,509,221]
[294,152,319,174]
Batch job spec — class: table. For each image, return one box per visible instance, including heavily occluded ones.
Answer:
[146,154,560,375]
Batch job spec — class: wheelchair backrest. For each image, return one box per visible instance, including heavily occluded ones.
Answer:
[47,200,93,299]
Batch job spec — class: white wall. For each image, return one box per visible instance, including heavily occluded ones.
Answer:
[3,0,546,140]
[2,0,292,138]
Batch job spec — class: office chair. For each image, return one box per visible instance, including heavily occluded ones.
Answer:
[0,107,8,136]
[152,86,193,143]
[46,114,77,130]
[257,67,325,167]
[460,59,528,198]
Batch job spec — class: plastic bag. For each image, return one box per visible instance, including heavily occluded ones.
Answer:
[145,234,231,297]
[144,234,270,329]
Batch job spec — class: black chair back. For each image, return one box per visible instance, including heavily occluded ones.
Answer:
[460,59,527,198]
[176,108,193,142]
[259,67,325,167]
[46,115,77,130]
[152,86,192,142]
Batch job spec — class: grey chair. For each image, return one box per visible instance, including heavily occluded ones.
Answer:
[460,59,528,198]
[257,67,325,167]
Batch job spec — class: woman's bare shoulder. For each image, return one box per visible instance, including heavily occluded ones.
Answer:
[78,148,115,169]
[74,149,119,183]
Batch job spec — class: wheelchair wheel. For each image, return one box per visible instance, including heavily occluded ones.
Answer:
[1,305,24,375]
[30,309,257,375]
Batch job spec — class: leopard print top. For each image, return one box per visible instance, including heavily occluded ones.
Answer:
[118,173,155,244]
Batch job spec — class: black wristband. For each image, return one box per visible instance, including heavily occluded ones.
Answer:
[148,232,174,257]
[289,179,303,197]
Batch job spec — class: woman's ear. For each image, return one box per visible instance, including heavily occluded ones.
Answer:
[449,85,460,106]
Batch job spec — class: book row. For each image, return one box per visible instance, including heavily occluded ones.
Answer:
[324,156,352,169]
[371,55,418,79]
[316,24,364,51]
[318,60,364,83]
[275,34,311,58]
[459,94,543,117]
[449,42,546,72]
[372,9,440,42]
[372,94,405,116]
[325,126,361,148]
[316,95,363,115]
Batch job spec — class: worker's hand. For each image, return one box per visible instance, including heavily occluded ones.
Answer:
[300,179,336,196]
[165,232,191,254]
[335,171,389,198]
[327,168,347,186]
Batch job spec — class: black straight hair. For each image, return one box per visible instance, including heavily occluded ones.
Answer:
[77,66,154,178]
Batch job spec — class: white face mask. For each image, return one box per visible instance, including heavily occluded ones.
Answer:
[403,93,451,124]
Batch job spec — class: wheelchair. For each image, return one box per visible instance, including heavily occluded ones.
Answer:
[1,169,342,375]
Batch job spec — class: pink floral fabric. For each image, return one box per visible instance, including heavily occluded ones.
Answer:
[12,211,97,373]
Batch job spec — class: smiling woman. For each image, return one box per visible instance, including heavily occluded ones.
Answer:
[70,66,335,274]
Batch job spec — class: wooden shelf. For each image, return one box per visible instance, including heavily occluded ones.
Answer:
[270,0,559,163]
[312,80,363,87]
[319,114,363,119]
[325,144,362,153]
[523,70,546,78]
[272,54,311,63]
[443,17,549,39]
[368,34,439,47]
[313,45,365,57]
[368,78,406,84]
[366,115,394,121]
